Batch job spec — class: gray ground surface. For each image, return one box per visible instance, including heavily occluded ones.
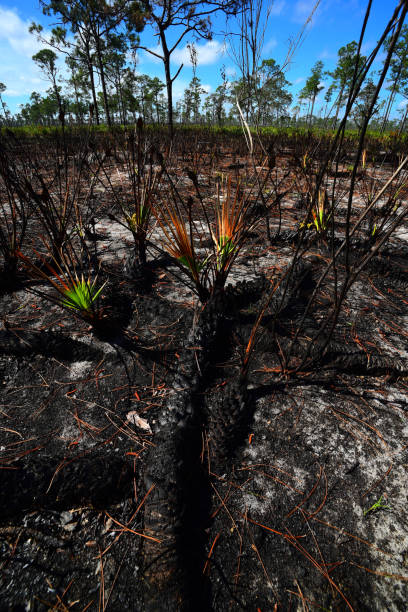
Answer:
[1,155,407,611]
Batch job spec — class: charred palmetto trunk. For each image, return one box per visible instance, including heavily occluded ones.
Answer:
[142,297,221,610]
[206,374,250,471]
[123,230,148,282]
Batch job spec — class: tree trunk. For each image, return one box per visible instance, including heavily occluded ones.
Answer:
[116,72,125,125]
[71,80,81,124]
[82,36,100,125]
[141,96,145,123]
[333,85,345,128]
[163,52,173,137]
[0,96,9,126]
[89,65,99,124]
[398,103,408,136]
[381,87,398,132]
[309,94,316,127]
[306,99,311,125]
[93,30,112,127]
[51,72,64,125]
[381,60,402,132]
[159,27,176,138]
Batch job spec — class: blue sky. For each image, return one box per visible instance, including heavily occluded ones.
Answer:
[0,0,404,116]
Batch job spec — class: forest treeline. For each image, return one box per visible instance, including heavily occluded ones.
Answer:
[0,0,407,133]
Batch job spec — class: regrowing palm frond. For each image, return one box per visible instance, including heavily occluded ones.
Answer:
[300,188,331,235]
[102,122,160,271]
[153,197,208,300]
[212,176,247,274]
[61,276,105,312]
[16,242,106,322]
[153,169,256,303]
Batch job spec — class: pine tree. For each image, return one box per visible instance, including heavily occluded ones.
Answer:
[298,60,324,126]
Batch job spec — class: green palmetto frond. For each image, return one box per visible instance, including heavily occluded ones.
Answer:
[218,234,235,260]
[212,177,247,271]
[153,172,254,302]
[61,276,105,312]
[16,245,106,319]
[126,183,153,232]
[124,168,158,235]
[126,204,150,233]
[300,189,331,234]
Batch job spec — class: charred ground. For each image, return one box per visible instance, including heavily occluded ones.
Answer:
[0,127,407,611]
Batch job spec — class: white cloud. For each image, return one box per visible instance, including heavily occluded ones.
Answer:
[142,40,226,68]
[225,66,236,79]
[0,7,46,58]
[374,51,386,65]
[142,44,163,64]
[172,78,189,101]
[0,7,28,39]
[126,49,140,65]
[361,41,374,55]
[0,7,67,106]
[294,76,305,84]
[171,78,211,102]
[292,0,320,24]
[172,40,226,67]
[263,38,278,55]
[318,49,336,60]
[270,0,286,16]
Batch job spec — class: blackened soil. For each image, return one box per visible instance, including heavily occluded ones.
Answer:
[1,168,408,610]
